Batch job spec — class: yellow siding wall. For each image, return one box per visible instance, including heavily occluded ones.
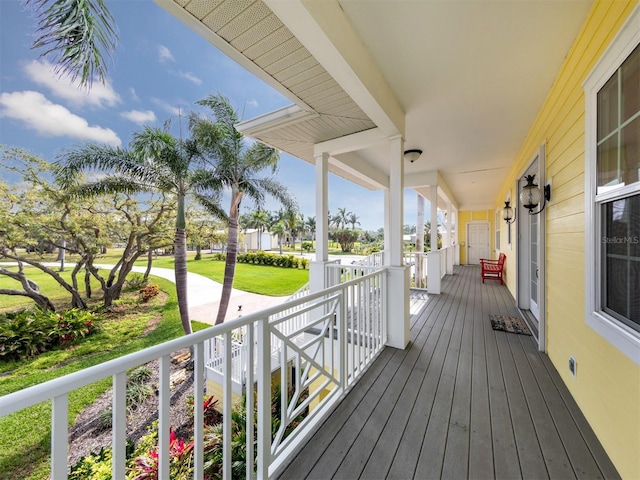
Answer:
[495,2,640,477]
[458,209,496,264]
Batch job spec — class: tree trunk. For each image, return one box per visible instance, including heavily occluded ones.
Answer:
[175,228,192,334]
[84,268,92,298]
[0,289,55,311]
[143,250,153,280]
[215,192,242,325]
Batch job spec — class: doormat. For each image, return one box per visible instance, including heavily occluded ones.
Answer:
[489,314,531,335]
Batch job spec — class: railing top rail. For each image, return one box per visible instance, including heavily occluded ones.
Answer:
[0,268,386,417]
[325,264,383,271]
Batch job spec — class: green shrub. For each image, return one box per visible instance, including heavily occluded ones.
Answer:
[128,366,153,385]
[125,273,149,291]
[0,308,99,361]
[302,242,314,252]
[234,251,308,269]
[126,383,153,410]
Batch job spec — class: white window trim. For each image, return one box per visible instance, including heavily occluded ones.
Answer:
[583,4,640,366]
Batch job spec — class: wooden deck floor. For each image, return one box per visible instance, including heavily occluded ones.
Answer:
[278,265,619,480]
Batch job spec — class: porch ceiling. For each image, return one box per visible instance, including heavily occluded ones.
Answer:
[156,0,593,210]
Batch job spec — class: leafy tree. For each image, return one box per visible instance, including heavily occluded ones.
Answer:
[55,128,223,334]
[190,93,297,325]
[26,0,118,88]
[333,229,359,253]
[1,148,174,310]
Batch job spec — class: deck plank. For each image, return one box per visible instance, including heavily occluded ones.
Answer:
[276,266,619,480]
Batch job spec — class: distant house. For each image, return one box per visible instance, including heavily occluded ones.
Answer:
[243,228,277,251]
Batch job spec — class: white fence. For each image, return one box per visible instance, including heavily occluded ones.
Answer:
[0,269,386,480]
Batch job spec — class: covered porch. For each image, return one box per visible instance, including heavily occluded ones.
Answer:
[279,265,619,479]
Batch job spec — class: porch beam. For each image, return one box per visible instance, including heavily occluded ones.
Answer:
[265,0,405,137]
[329,152,389,190]
[314,127,386,157]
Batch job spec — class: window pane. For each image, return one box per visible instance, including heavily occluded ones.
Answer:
[598,133,619,191]
[621,115,640,186]
[598,73,619,140]
[621,44,640,123]
[602,194,640,331]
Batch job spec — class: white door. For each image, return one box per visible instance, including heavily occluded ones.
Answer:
[467,223,489,265]
[529,212,540,319]
[517,149,545,349]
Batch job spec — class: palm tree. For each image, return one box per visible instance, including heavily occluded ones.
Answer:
[305,216,316,243]
[250,209,270,250]
[27,0,118,88]
[334,207,349,229]
[347,212,360,230]
[190,93,297,325]
[55,127,223,335]
[271,221,287,255]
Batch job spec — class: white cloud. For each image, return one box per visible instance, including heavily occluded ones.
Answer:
[121,109,157,125]
[150,97,181,117]
[129,87,140,102]
[158,45,175,63]
[179,71,202,85]
[0,91,121,146]
[246,99,259,108]
[23,60,120,108]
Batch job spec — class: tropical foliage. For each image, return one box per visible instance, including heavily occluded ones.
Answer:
[26,0,118,88]
[0,307,98,361]
[54,127,223,334]
[189,93,297,324]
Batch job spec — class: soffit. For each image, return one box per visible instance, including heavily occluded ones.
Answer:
[159,0,594,209]
[162,0,376,155]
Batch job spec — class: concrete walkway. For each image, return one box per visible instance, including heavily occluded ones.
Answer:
[103,265,289,326]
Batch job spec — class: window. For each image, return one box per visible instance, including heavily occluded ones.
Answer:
[598,44,640,332]
[584,6,640,364]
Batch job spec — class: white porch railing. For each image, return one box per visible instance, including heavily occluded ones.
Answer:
[440,246,448,279]
[402,251,428,289]
[0,269,386,480]
[353,250,384,267]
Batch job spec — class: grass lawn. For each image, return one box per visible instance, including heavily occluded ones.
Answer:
[0,277,210,480]
[148,255,309,296]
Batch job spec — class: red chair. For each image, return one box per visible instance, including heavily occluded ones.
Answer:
[480,253,506,284]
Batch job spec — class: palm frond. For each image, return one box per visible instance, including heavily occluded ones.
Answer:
[193,193,227,221]
[27,0,118,88]
[66,176,150,198]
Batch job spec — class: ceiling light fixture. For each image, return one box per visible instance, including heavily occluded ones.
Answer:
[404,149,422,163]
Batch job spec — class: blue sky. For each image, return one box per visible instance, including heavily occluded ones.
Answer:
[0,0,422,231]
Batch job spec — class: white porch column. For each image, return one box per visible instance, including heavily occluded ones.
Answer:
[427,183,441,294]
[383,189,391,264]
[385,135,409,349]
[446,201,454,274]
[310,152,330,292]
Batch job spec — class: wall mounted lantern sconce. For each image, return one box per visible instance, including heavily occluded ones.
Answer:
[502,200,516,224]
[520,174,551,215]
[404,149,423,163]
